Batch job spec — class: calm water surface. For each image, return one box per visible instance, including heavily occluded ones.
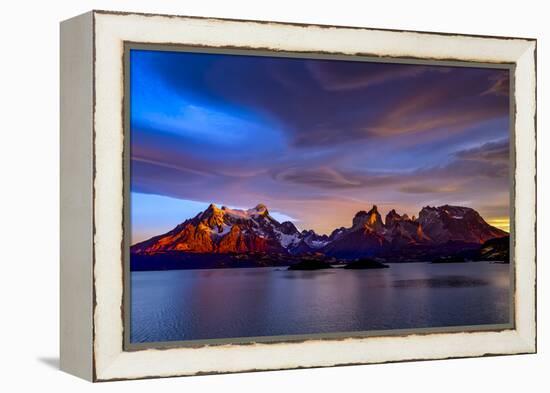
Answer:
[130,262,510,343]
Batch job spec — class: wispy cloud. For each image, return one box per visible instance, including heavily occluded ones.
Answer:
[367,74,509,137]
[307,61,451,91]
[482,72,510,96]
[455,139,509,162]
[129,49,510,234]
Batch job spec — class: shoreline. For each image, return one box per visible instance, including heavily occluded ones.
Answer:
[130,259,507,273]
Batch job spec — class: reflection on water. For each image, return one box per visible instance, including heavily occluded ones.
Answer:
[280,271,336,279]
[130,262,510,343]
[393,276,490,288]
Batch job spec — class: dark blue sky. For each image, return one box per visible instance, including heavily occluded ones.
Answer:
[130,49,510,242]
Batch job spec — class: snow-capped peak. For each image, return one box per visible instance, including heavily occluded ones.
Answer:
[220,203,270,220]
[247,203,269,216]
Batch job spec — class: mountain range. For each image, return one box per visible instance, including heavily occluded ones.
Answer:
[131,203,508,269]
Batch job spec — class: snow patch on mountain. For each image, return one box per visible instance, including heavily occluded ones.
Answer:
[275,230,301,248]
[309,239,330,248]
[211,224,233,236]
[222,206,258,219]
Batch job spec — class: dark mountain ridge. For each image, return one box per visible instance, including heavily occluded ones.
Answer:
[131,203,508,269]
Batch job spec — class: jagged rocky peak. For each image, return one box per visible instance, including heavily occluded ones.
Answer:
[439,204,475,218]
[250,203,269,216]
[201,203,225,227]
[280,221,299,235]
[216,203,273,222]
[418,204,506,244]
[300,229,330,249]
[385,209,402,227]
[368,205,382,219]
[301,229,327,241]
[352,210,368,227]
[418,205,440,222]
[419,204,475,223]
[352,204,384,232]
[385,209,416,228]
[329,226,347,240]
[204,203,221,214]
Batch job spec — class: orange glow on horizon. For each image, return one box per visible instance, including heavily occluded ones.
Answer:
[487,217,510,233]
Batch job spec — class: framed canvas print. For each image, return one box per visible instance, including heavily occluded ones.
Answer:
[60,10,537,381]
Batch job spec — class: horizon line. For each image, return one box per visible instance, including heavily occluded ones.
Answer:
[130,194,509,245]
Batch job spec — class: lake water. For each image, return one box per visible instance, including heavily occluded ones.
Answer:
[130,262,510,343]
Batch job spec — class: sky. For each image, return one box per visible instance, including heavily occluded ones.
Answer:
[130,49,511,243]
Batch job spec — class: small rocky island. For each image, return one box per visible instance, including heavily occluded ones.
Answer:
[287,256,389,270]
[287,259,333,270]
[343,258,389,269]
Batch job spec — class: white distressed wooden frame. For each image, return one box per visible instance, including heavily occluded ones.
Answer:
[60,10,536,382]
